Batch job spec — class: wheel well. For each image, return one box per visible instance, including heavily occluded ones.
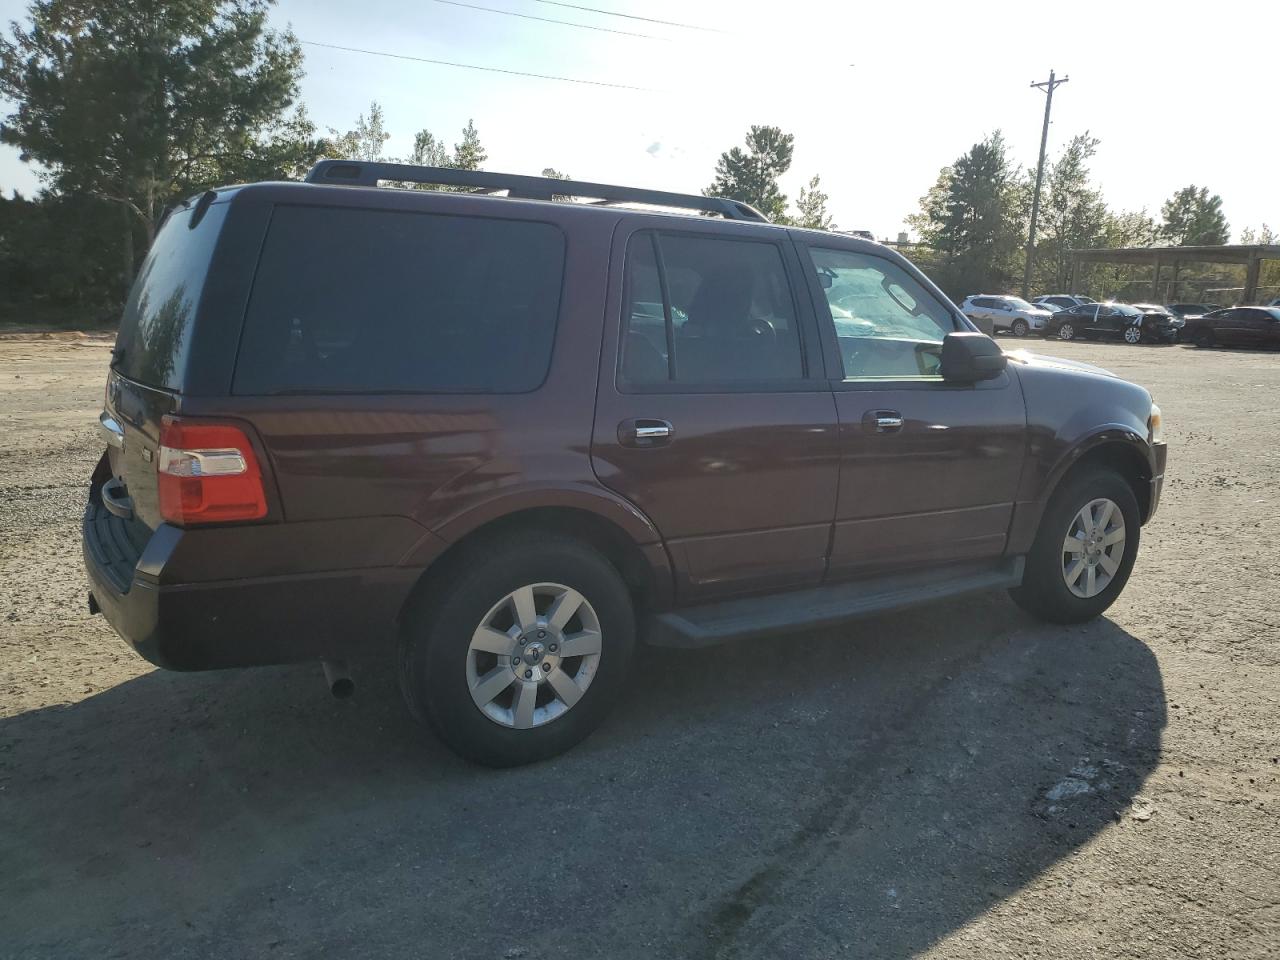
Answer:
[1063,442,1152,520]
[398,507,660,627]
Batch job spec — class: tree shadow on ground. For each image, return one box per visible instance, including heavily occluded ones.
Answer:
[0,594,1164,959]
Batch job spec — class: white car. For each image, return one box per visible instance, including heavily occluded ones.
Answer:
[1032,294,1096,312]
[960,295,1055,338]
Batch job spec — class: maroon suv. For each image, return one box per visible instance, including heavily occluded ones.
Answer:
[84,162,1167,765]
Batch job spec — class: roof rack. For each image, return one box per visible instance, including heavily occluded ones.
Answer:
[303,160,769,222]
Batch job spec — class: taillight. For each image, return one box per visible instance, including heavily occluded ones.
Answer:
[158,416,268,525]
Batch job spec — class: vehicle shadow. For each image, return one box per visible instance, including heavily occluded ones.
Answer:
[0,594,1164,959]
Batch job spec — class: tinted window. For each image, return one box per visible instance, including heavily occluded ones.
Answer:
[620,232,803,385]
[972,297,999,308]
[115,201,228,389]
[234,206,565,394]
[809,247,956,379]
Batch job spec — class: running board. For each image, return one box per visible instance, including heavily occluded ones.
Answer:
[646,557,1025,648]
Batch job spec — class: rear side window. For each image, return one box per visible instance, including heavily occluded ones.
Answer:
[233,206,565,395]
[620,231,803,386]
[115,201,229,389]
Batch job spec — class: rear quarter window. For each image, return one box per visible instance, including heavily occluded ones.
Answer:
[233,206,566,395]
[115,201,229,389]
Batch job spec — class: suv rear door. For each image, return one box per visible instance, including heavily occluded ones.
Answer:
[591,219,840,603]
[794,238,1027,576]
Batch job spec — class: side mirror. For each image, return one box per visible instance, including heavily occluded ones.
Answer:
[940,332,1007,383]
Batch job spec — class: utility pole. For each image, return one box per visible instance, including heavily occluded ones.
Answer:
[1022,69,1069,299]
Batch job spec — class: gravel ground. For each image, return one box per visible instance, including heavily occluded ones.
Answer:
[0,332,1276,959]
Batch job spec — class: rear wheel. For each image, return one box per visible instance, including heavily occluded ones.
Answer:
[400,536,635,766]
[1010,466,1140,624]
[1011,318,1030,338]
[1057,322,1076,341]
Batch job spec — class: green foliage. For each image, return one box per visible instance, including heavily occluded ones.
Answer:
[1160,185,1230,245]
[793,174,834,231]
[327,102,391,161]
[1032,133,1108,291]
[0,0,319,303]
[452,119,487,171]
[907,131,1024,298]
[705,125,794,221]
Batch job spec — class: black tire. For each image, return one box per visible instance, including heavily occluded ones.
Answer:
[1193,328,1215,348]
[400,535,636,766]
[1011,318,1029,338]
[1056,322,1076,341]
[1009,466,1141,624]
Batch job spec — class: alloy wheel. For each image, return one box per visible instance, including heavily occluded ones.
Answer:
[1124,326,1142,344]
[1012,319,1029,337]
[1061,498,1126,599]
[466,582,603,729]
[1058,323,1075,341]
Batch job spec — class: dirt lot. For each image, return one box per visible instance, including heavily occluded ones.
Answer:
[1,332,1277,959]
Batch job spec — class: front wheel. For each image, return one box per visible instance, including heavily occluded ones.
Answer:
[1056,322,1076,341]
[1011,318,1030,337]
[1010,466,1141,624]
[1193,328,1215,348]
[1123,326,1143,344]
[400,536,636,766]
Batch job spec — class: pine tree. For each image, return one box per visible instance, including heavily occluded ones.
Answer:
[1159,186,1230,245]
[705,125,794,221]
[794,174,834,230]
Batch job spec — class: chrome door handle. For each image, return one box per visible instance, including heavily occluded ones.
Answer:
[862,409,904,433]
[619,418,673,447]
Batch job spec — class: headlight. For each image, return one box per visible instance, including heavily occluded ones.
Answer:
[1148,402,1164,443]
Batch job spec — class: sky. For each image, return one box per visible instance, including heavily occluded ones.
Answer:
[1,0,1277,240]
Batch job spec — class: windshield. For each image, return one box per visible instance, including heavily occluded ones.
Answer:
[1111,304,1143,317]
[1003,297,1036,310]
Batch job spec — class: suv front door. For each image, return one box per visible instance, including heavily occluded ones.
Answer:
[797,240,1027,576]
[591,221,841,602]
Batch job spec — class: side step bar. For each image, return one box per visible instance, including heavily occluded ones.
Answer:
[646,557,1025,648]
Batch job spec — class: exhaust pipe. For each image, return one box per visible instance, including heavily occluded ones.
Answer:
[321,660,354,699]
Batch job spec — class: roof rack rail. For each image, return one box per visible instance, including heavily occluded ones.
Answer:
[303,160,768,222]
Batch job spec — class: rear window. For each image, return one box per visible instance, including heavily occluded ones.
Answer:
[115,201,228,389]
[233,206,565,395]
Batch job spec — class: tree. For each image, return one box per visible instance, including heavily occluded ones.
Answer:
[328,101,391,162]
[1032,133,1109,291]
[1238,224,1276,245]
[705,125,794,221]
[452,119,487,171]
[907,131,1023,297]
[1159,185,1230,246]
[793,174,834,230]
[1,0,320,293]
[409,129,449,168]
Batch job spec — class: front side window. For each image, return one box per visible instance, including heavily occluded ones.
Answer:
[234,206,565,395]
[620,231,804,386]
[808,247,957,380]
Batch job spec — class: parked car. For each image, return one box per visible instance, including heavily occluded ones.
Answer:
[83,162,1167,766]
[1131,303,1185,338]
[1166,303,1220,319]
[1046,301,1180,343]
[959,295,1055,337]
[1032,294,1096,311]
[1182,306,1280,348]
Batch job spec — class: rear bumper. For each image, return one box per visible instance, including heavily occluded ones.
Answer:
[83,497,418,671]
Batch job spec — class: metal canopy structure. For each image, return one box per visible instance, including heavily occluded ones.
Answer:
[1068,244,1280,303]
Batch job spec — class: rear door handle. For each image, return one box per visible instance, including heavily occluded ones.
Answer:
[863,410,904,433]
[618,418,673,447]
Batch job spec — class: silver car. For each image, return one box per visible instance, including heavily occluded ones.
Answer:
[960,295,1055,338]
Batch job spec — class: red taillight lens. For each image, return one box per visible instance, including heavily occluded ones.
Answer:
[158,416,268,525]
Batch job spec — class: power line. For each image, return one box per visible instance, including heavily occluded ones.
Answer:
[431,0,666,40]
[534,0,726,33]
[299,39,653,91]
